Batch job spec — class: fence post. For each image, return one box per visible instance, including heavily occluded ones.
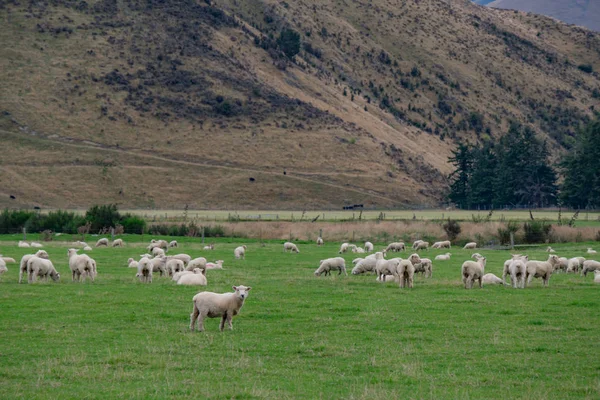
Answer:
[352,231,355,242]
[510,233,514,250]
[319,228,323,239]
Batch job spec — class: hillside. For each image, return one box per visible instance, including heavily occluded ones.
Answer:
[488,0,600,32]
[0,0,599,210]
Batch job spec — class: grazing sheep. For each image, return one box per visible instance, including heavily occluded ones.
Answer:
[316,237,324,246]
[556,257,569,273]
[525,255,560,287]
[19,250,50,284]
[147,240,168,251]
[152,247,166,257]
[190,285,252,332]
[27,257,60,283]
[136,257,153,283]
[166,259,185,277]
[315,257,347,276]
[364,242,374,252]
[203,244,214,250]
[0,260,7,276]
[351,254,378,275]
[546,246,555,253]
[234,245,247,260]
[502,255,528,284]
[385,242,405,252]
[67,248,97,282]
[414,241,429,251]
[338,243,350,254]
[461,257,486,289]
[112,239,124,247]
[482,273,507,286]
[206,260,224,270]
[1,256,16,264]
[411,240,424,250]
[352,246,365,253]
[567,257,586,273]
[587,248,597,255]
[30,242,43,248]
[169,240,178,248]
[95,238,109,247]
[177,268,207,286]
[463,242,477,250]
[594,270,600,283]
[168,254,192,266]
[127,258,138,269]
[582,260,600,277]
[435,253,451,261]
[150,256,168,277]
[374,252,400,282]
[432,240,451,249]
[415,257,433,278]
[83,246,93,251]
[283,242,300,253]
[18,241,30,248]
[187,257,207,272]
[396,259,415,288]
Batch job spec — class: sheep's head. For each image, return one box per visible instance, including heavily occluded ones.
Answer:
[233,285,251,300]
[50,270,60,281]
[375,252,384,260]
[35,250,49,259]
[67,248,78,257]
[548,255,560,264]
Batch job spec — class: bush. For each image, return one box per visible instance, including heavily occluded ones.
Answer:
[497,220,520,245]
[577,64,593,74]
[277,28,301,58]
[86,204,121,232]
[442,219,461,241]
[120,216,146,234]
[0,209,36,233]
[523,221,552,244]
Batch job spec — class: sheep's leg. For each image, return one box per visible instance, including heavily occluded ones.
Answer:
[478,277,482,289]
[190,306,199,331]
[408,276,413,288]
[219,313,227,331]
[226,314,233,330]
[72,270,76,282]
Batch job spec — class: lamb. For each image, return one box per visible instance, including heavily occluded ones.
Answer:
[587,248,597,254]
[177,269,207,286]
[582,260,600,277]
[112,239,124,247]
[316,237,324,246]
[67,248,97,282]
[203,244,214,250]
[314,257,347,276]
[338,243,350,254]
[166,259,185,277]
[352,247,365,254]
[525,255,560,287]
[376,274,398,283]
[169,240,178,248]
[83,246,93,251]
[410,254,432,278]
[127,258,138,269]
[172,269,200,282]
[374,252,400,282]
[150,256,168,277]
[206,260,224,270]
[30,242,43,248]
[463,242,477,250]
[234,245,247,260]
[502,255,528,284]
[19,250,50,283]
[555,257,569,273]
[27,257,60,283]
[396,259,415,288]
[95,238,109,247]
[136,257,153,283]
[351,254,378,275]
[508,258,528,289]
[432,240,451,249]
[364,242,374,252]
[546,246,555,253]
[482,273,507,286]
[151,247,166,257]
[461,257,486,289]
[18,241,30,248]
[168,254,192,266]
[186,257,207,271]
[435,253,451,261]
[385,242,405,252]
[414,241,429,251]
[190,285,252,332]
[567,257,586,273]
[283,242,300,253]
[594,270,600,283]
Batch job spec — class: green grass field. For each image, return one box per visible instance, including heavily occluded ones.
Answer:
[1,235,599,399]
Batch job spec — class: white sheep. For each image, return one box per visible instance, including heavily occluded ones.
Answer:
[374,252,400,282]
[594,270,600,283]
[168,254,192,266]
[169,240,178,248]
[385,242,405,252]
[83,246,93,251]
[396,259,415,288]
[461,257,486,289]
[582,260,600,277]
[283,242,300,253]
[203,244,215,250]
[136,257,153,283]
[112,239,124,247]
[376,274,398,283]
[27,257,60,283]
[463,242,477,250]
[556,257,569,273]
[19,250,50,283]
[352,246,365,253]
[1,256,16,264]
[147,240,168,251]
[166,259,185,277]
[172,270,195,282]
[234,245,247,259]
[502,255,528,284]
[152,247,166,257]
[546,246,555,253]
[190,285,252,332]
[482,273,507,286]
[186,257,207,271]
[177,268,207,286]
[0,258,7,275]
[414,241,429,251]
[150,256,168,277]
[508,259,528,289]
[127,258,138,269]
[567,257,586,273]
[410,254,432,278]
[30,242,43,248]
[338,243,350,254]
[525,255,560,287]
[315,257,347,276]
[67,248,97,282]
[435,253,451,261]
[18,241,30,248]
[432,240,451,249]
[95,238,109,247]
[206,260,224,270]
[411,240,424,250]
[364,241,374,252]
[316,237,324,246]
[471,253,483,260]
[351,254,378,275]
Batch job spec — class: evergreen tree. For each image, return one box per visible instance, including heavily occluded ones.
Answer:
[448,144,474,208]
[468,143,497,208]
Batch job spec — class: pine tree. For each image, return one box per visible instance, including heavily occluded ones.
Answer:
[448,144,474,208]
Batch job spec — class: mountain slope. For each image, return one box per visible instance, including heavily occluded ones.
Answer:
[0,0,599,209]
[488,0,600,32]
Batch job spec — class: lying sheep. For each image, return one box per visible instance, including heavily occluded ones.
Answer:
[283,242,300,253]
[316,237,323,246]
[83,246,93,251]
[19,250,50,283]
[594,270,600,283]
[177,268,207,286]
[206,260,224,270]
[315,257,347,276]
[432,240,451,249]
[31,242,43,248]
[187,257,207,272]
[18,241,30,248]
[234,245,247,259]
[338,243,350,254]
[396,259,415,288]
[190,285,252,332]
[582,260,600,277]
[172,270,197,282]
[376,274,398,283]
[166,259,185,277]
[352,247,365,254]
[27,257,60,283]
[67,248,97,282]
[502,255,528,284]
[546,246,555,253]
[112,239,124,247]
[375,252,400,282]
[127,258,138,269]
[525,255,560,287]
[364,241,374,252]
[482,273,507,286]
[168,253,192,266]
[95,238,109,247]
[351,254,378,275]
[587,248,597,255]
[385,242,405,252]
[435,253,451,261]
[463,242,477,250]
[136,257,153,283]
[152,247,166,257]
[169,240,178,248]
[1,256,16,264]
[203,244,214,250]
[461,257,486,289]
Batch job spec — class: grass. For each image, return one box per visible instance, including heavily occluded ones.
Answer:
[0,236,599,399]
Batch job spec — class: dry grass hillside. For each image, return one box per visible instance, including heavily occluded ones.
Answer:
[0,0,599,210]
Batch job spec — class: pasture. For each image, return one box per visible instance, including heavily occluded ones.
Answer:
[1,235,599,399]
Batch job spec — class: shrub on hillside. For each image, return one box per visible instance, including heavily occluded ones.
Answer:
[442,219,461,241]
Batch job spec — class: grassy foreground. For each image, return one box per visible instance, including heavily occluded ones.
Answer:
[0,236,599,399]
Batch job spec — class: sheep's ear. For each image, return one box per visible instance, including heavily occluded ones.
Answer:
[232,285,237,291]
[246,287,251,291]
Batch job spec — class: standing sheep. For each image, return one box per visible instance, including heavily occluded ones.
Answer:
[385,242,405,252]
[190,285,252,332]
[177,268,207,286]
[283,242,300,253]
[150,256,168,277]
[567,257,586,273]
[187,257,207,272]
[136,257,153,283]
[316,237,324,246]
[432,241,451,249]
[364,242,374,252]
[463,242,477,250]
[95,238,109,247]
[67,248,97,282]
[168,254,192,266]
[582,260,600,277]
[19,250,50,284]
[396,259,415,288]
[461,257,486,289]
[414,241,429,251]
[351,254,378,275]
[374,252,400,282]
[152,247,166,257]
[508,259,528,289]
[502,255,528,284]
[411,240,424,250]
[27,257,60,283]
[234,245,247,260]
[315,257,347,276]
[166,259,185,277]
[525,255,560,287]
[338,243,350,254]
[594,270,600,283]
[0,258,7,276]
[112,239,124,247]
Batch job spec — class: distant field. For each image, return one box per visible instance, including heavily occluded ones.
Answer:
[0,236,599,398]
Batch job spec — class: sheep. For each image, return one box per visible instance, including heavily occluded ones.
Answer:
[316,237,324,246]
[315,257,347,276]
[95,238,109,247]
[67,248,97,282]
[136,257,153,283]
[83,246,93,251]
[338,243,350,253]
[177,269,207,286]
[471,253,483,260]
[30,242,43,248]
[169,240,178,248]
[502,255,528,284]
[351,254,378,275]
[234,245,247,260]
[463,242,477,250]
[396,259,415,288]
[582,260,600,277]
[411,255,432,278]
[283,242,300,253]
[587,248,597,254]
[432,240,451,249]
[594,270,600,283]
[435,253,451,261]
[546,246,555,253]
[482,273,507,286]
[525,255,560,287]
[364,241,374,252]
[385,242,405,252]
[112,239,124,247]
[376,274,398,283]
[166,259,185,277]
[414,241,429,251]
[352,257,364,265]
[555,257,569,273]
[147,240,168,251]
[0,260,7,276]
[508,259,528,289]
[203,244,214,250]
[150,256,168,277]
[186,257,207,272]
[206,260,224,270]
[168,254,192,266]
[19,250,50,283]
[567,257,586,273]
[18,241,30,248]
[172,269,200,282]
[352,247,365,254]
[375,252,400,282]
[127,258,138,269]
[152,247,166,257]
[411,240,424,250]
[461,257,486,289]
[1,256,16,264]
[190,285,252,332]
[27,257,60,283]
